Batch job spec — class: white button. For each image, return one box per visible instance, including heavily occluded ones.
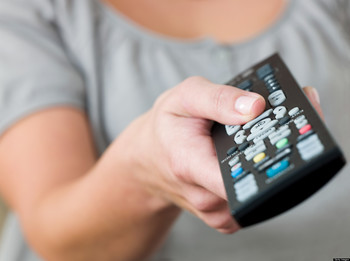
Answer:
[268,90,286,106]
[225,125,240,136]
[250,118,272,134]
[273,106,287,119]
[296,134,320,150]
[253,127,276,143]
[228,156,240,167]
[234,130,247,144]
[245,144,267,161]
[296,119,308,129]
[243,109,273,130]
[294,115,306,124]
[269,129,292,145]
[237,185,258,202]
[268,125,289,140]
[244,140,265,156]
[247,120,278,141]
[300,144,324,161]
[288,107,300,116]
[234,174,255,190]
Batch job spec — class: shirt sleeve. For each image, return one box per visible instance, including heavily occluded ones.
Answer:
[0,0,85,135]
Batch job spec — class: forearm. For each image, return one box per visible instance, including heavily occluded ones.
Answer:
[20,120,181,261]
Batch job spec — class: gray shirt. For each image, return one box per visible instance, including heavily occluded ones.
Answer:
[0,0,349,260]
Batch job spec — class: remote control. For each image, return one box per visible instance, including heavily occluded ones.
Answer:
[211,53,346,227]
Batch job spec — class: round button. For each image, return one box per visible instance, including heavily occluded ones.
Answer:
[234,130,247,144]
[273,106,287,119]
[299,124,312,135]
[276,138,289,149]
[253,152,266,163]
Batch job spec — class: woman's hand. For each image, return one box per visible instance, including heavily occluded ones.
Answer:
[120,76,266,233]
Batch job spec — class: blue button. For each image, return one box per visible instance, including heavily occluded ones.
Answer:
[231,167,243,178]
[266,159,289,178]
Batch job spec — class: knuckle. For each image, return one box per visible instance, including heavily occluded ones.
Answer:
[182,76,206,88]
[169,154,187,181]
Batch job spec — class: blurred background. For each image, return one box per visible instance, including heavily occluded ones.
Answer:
[0,199,7,235]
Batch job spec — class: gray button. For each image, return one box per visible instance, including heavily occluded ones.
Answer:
[251,118,272,134]
[225,125,240,136]
[269,129,292,145]
[288,107,300,116]
[234,130,247,144]
[273,106,287,119]
[268,90,286,106]
[247,120,278,141]
[228,156,240,167]
[243,109,273,130]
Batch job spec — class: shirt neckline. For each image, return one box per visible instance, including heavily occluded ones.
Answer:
[99,0,296,50]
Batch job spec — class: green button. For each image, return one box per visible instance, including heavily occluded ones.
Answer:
[276,138,289,149]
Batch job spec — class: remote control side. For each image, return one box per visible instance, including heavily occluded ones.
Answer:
[211,54,346,227]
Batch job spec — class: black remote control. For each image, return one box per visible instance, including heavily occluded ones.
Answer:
[211,54,346,227]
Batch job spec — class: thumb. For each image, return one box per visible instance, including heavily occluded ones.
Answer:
[163,76,266,125]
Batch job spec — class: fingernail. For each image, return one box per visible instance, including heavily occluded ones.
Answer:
[312,88,321,104]
[235,96,259,115]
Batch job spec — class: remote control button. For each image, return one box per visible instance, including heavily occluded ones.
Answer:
[296,119,308,129]
[234,173,255,190]
[256,64,274,80]
[299,144,324,161]
[266,159,290,178]
[269,128,291,145]
[228,156,240,167]
[253,155,270,169]
[253,127,276,143]
[273,106,287,119]
[275,144,292,156]
[245,143,267,161]
[268,90,286,107]
[278,115,291,125]
[247,120,278,141]
[257,147,292,172]
[299,124,312,135]
[225,125,240,136]
[294,115,306,124]
[244,140,264,155]
[269,124,289,139]
[227,146,238,156]
[250,118,272,134]
[231,167,244,179]
[234,174,258,202]
[253,152,266,163]
[239,141,250,151]
[296,134,319,150]
[288,107,300,117]
[243,109,273,130]
[297,130,315,142]
[297,134,324,161]
[231,162,242,172]
[234,130,247,144]
[275,147,292,161]
[276,138,289,149]
[236,185,258,203]
[237,80,253,91]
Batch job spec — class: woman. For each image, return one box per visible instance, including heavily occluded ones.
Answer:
[0,0,349,260]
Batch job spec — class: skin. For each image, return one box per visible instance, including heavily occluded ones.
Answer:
[0,1,323,260]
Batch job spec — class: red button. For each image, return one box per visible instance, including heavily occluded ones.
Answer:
[299,124,312,135]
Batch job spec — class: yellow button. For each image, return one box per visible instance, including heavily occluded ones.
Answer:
[253,152,266,163]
